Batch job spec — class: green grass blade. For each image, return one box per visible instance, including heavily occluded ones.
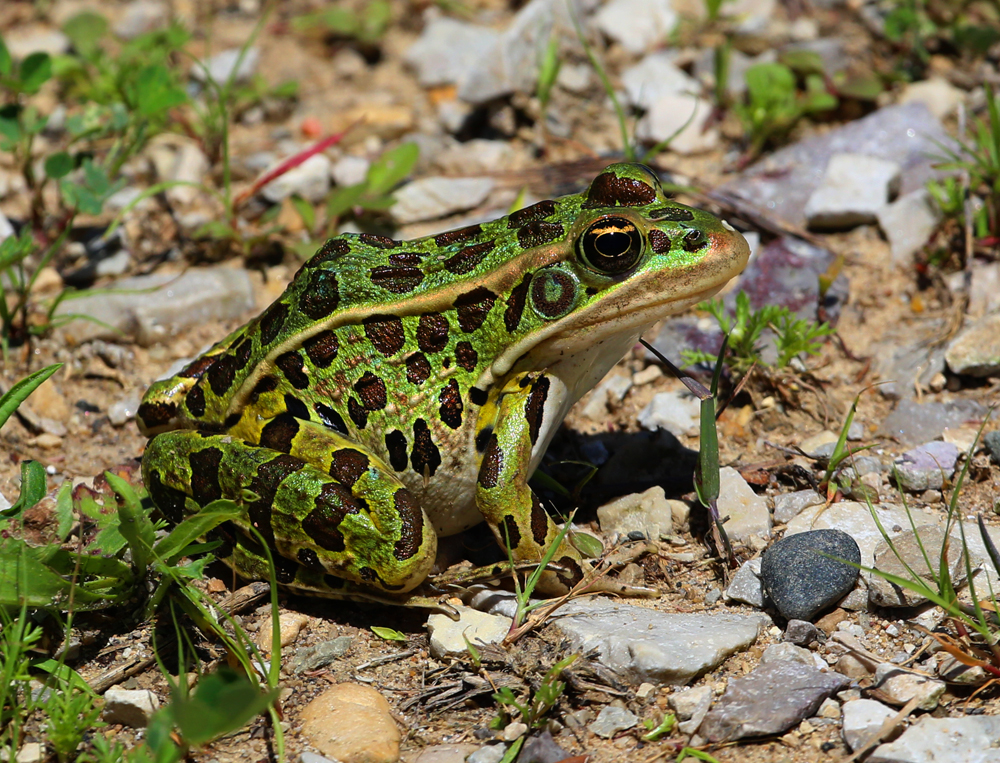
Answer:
[0,363,62,431]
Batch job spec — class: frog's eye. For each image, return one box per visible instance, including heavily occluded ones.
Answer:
[579,217,644,275]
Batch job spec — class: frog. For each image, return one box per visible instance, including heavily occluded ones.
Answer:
[137,162,750,605]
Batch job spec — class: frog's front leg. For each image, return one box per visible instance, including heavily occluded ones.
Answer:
[142,423,437,593]
[475,372,655,597]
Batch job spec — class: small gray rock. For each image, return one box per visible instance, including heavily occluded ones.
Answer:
[868,527,965,607]
[877,189,941,264]
[805,153,902,230]
[637,390,700,435]
[391,176,495,224]
[592,0,677,53]
[191,47,260,84]
[760,529,861,621]
[984,431,1000,465]
[892,441,961,492]
[773,490,824,524]
[759,643,826,670]
[427,606,510,659]
[589,706,638,738]
[290,637,353,674]
[872,664,946,710]
[102,688,159,728]
[669,685,713,735]
[783,619,822,646]
[597,486,674,542]
[842,698,894,751]
[553,601,765,685]
[869,716,1000,763]
[880,399,989,445]
[467,744,507,763]
[717,467,772,544]
[945,312,1000,377]
[699,661,849,742]
[404,17,499,88]
[113,0,168,40]
[724,558,765,608]
[260,154,331,203]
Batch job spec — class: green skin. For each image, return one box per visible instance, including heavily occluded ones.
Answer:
[138,163,750,603]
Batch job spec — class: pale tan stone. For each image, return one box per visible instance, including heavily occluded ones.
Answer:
[299,683,400,763]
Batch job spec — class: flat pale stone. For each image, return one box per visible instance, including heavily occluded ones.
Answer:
[842,698,894,751]
[597,486,675,541]
[427,606,510,659]
[635,94,719,154]
[552,600,766,685]
[945,312,1000,377]
[869,716,1000,763]
[391,177,495,224]
[805,153,902,229]
[877,189,941,263]
[717,467,772,543]
[898,77,964,119]
[102,688,160,728]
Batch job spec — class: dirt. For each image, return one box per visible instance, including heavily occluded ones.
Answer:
[1,1,999,762]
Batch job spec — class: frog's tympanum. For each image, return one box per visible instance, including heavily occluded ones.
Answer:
[138,163,750,604]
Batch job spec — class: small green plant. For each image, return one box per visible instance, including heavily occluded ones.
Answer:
[931,84,1000,244]
[883,0,1000,68]
[734,59,837,158]
[490,654,578,760]
[682,291,835,375]
[641,712,676,741]
[291,1,392,46]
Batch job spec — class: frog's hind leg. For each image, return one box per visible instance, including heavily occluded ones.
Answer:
[142,430,437,593]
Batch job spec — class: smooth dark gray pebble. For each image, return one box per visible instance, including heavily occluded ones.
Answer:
[760,529,861,622]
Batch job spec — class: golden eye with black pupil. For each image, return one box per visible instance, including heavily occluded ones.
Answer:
[579,217,644,275]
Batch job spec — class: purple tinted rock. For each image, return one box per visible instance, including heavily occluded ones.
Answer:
[699,661,850,742]
[893,441,962,492]
[715,103,953,229]
[879,399,990,446]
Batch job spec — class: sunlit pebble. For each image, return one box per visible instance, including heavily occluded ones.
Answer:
[301,117,323,138]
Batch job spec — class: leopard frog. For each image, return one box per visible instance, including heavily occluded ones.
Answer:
[138,163,750,603]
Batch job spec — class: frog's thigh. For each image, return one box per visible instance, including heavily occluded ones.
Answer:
[143,430,436,592]
[474,372,590,594]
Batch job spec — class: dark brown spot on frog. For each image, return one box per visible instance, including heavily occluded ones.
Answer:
[207,353,239,397]
[389,251,422,266]
[504,273,532,333]
[178,355,217,379]
[228,340,251,372]
[323,574,349,590]
[247,453,302,548]
[410,418,440,478]
[525,376,550,446]
[303,330,339,368]
[354,371,387,411]
[556,556,584,589]
[347,398,368,429]
[648,228,671,253]
[363,314,406,356]
[531,269,576,319]
[478,434,503,489]
[259,302,289,346]
[583,171,656,208]
[185,383,206,418]
[475,425,493,453]
[284,394,310,420]
[138,400,177,430]
[370,265,424,294]
[308,238,350,268]
[406,352,432,385]
[359,567,405,591]
[303,484,360,552]
[517,221,564,249]
[583,172,656,209]
[329,448,370,487]
[682,228,706,252]
[443,240,495,275]
[507,200,556,228]
[276,351,309,390]
[649,206,694,221]
[145,468,187,524]
[438,379,463,429]
[417,313,449,354]
[189,447,223,506]
[455,341,477,371]
[315,402,348,434]
[435,224,482,247]
[392,489,424,560]
[259,413,300,453]
[359,233,400,249]
[454,287,497,332]
[469,387,488,406]
[297,548,323,570]
[302,269,341,320]
[384,430,408,471]
[250,375,279,404]
[499,515,520,552]
[530,494,549,546]
[273,554,299,584]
